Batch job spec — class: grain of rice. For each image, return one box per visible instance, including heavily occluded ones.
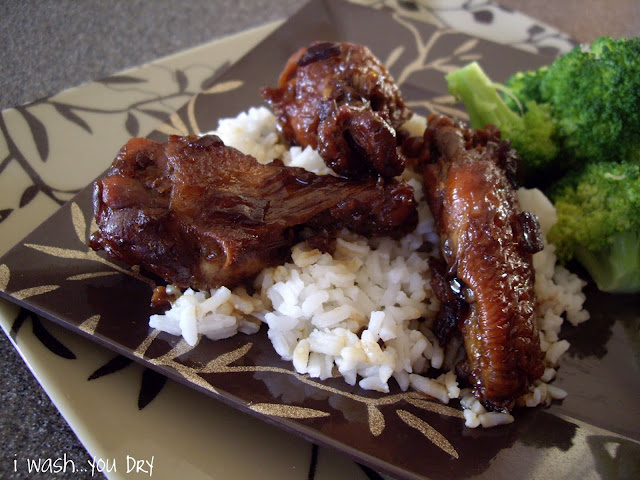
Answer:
[463,409,481,428]
[541,367,557,382]
[545,339,571,365]
[409,374,450,404]
[444,371,460,399]
[547,384,568,400]
[478,412,514,428]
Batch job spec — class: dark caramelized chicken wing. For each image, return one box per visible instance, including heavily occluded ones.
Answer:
[261,41,412,179]
[405,115,545,410]
[90,135,417,290]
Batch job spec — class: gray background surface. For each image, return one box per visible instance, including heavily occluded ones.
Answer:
[0,0,306,110]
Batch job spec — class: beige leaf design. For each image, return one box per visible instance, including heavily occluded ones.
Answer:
[155,112,190,136]
[71,202,86,243]
[67,271,118,281]
[154,359,219,395]
[367,404,385,436]
[25,244,92,260]
[406,99,468,120]
[187,95,200,136]
[0,264,9,292]
[432,94,459,104]
[24,243,155,286]
[178,368,219,395]
[79,314,100,335]
[13,285,59,300]
[459,53,482,62]
[385,45,405,70]
[141,338,220,394]
[452,38,479,56]
[153,337,195,363]
[405,397,464,418]
[90,216,98,234]
[397,409,459,458]
[202,342,253,373]
[133,330,161,358]
[249,403,330,419]
[439,63,468,73]
[202,80,244,95]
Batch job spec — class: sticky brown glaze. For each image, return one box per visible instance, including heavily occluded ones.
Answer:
[89,135,417,290]
[261,41,412,179]
[407,115,544,410]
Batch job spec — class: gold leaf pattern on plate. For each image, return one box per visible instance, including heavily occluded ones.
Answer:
[71,202,86,244]
[67,271,119,281]
[25,243,99,261]
[452,37,480,56]
[249,403,330,419]
[458,53,483,62]
[156,336,464,445]
[406,98,468,120]
[127,330,463,442]
[157,357,220,395]
[202,342,253,373]
[0,264,9,292]
[155,112,190,137]
[13,285,59,300]
[384,45,405,70]
[405,396,465,419]
[133,330,161,358]
[90,215,98,235]
[79,314,101,335]
[397,409,459,459]
[145,338,221,395]
[25,241,156,287]
[202,79,244,95]
[367,404,385,436]
[153,338,196,362]
[186,95,200,136]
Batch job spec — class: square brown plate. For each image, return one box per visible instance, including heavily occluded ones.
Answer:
[1,1,639,479]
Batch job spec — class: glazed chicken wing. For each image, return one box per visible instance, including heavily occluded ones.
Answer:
[261,41,412,179]
[405,115,545,410]
[90,135,417,290]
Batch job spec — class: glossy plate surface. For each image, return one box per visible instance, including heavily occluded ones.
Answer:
[1,1,638,479]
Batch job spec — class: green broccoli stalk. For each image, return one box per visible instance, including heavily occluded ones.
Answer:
[445,61,559,184]
[548,161,640,293]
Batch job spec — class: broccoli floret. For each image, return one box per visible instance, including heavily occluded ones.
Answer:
[504,66,548,111]
[548,161,640,293]
[536,36,640,164]
[445,61,558,183]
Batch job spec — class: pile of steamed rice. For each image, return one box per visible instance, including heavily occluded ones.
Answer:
[149,107,589,428]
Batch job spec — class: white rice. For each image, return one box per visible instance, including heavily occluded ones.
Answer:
[149,285,262,345]
[148,107,589,427]
[255,229,439,392]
